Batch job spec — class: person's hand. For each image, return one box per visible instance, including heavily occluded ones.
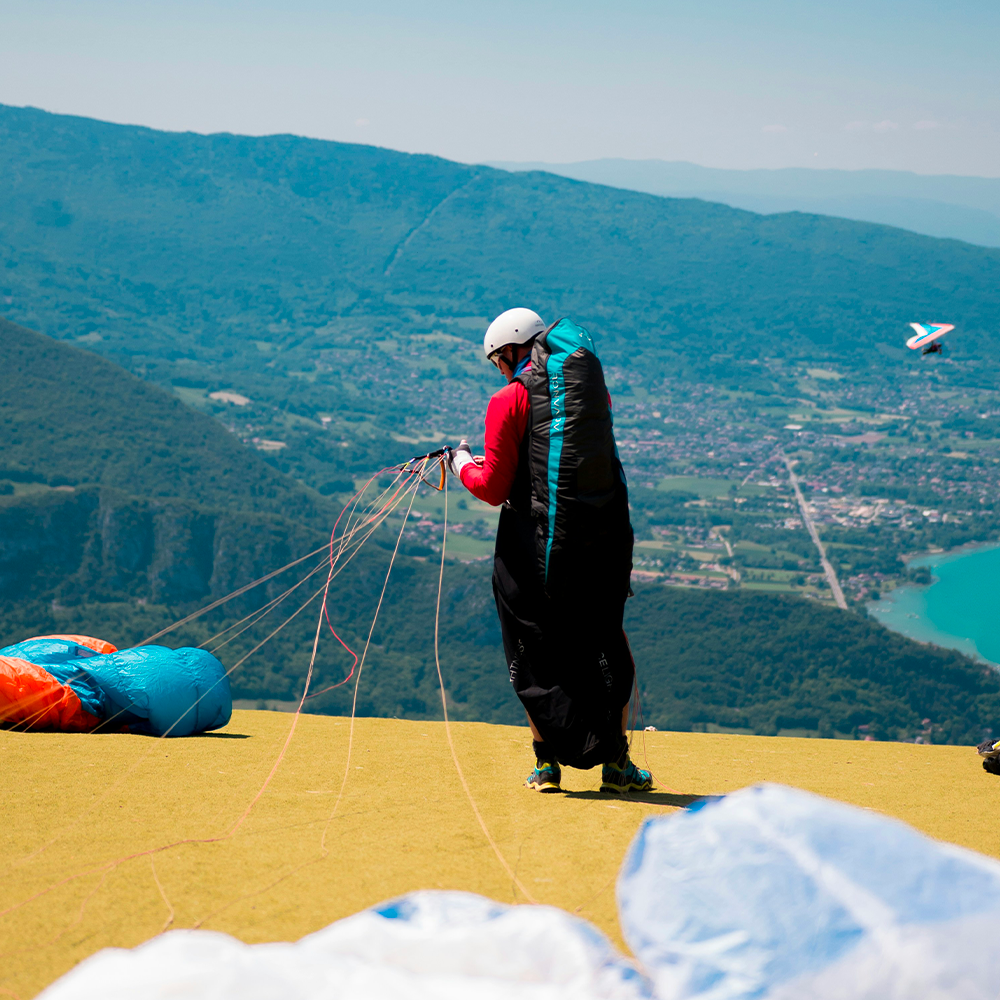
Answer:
[447,440,475,477]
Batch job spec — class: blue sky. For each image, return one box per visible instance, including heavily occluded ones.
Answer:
[1,0,998,175]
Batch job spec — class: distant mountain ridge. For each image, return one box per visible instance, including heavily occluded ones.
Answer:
[487,158,1000,248]
[3,102,1000,396]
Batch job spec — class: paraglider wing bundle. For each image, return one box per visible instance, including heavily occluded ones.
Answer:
[0,634,231,736]
[501,318,635,769]
[516,318,631,597]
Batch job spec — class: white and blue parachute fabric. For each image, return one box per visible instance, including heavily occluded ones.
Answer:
[906,322,953,350]
[617,783,1000,1000]
[40,890,652,1000]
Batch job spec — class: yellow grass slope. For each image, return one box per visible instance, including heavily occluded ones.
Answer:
[2,710,999,998]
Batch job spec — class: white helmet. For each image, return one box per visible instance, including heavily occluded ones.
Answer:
[483,308,546,359]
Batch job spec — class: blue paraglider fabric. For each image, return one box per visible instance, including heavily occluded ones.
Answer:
[617,782,1000,1000]
[38,890,653,1000]
[0,638,231,736]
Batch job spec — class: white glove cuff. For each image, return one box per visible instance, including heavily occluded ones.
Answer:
[451,449,476,477]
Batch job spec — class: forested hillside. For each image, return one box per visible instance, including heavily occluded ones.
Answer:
[490,158,1000,248]
[0,317,331,522]
[1,322,997,745]
[626,587,999,744]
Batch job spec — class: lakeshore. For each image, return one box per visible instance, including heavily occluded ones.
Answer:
[868,543,1000,667]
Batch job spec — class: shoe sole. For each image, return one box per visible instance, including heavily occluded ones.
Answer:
[600,781,653,794]
[526,780,561,793]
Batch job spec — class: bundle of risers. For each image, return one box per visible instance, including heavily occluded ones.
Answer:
[0,635,231,736]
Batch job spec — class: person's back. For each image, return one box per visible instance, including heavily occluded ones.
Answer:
[449,308,652,795]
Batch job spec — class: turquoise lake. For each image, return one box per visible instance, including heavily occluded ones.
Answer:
[868,544,1000,666]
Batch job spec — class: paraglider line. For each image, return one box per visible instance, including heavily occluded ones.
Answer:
[572,871,617,916]
[631,680,679,797]
[204,470,409,656]
[622,632,681,796]
[149,855,175,934]
[207,460,416,846]
[304,611,358,700]
[3,697,72,734]
[138,542,331,646]
[195,460,430,930]
[205,558,329,654]
[219,474,422,683]
[0,469,422,888]
[319,464,426,853]
[185,469,406,654]
[305,469,422,696]
[137,465,411,648]
[213,593,329,845]
[308,463,438,701]
[0,474,427,930]
[429,474,538,905]
[0,865,112,959]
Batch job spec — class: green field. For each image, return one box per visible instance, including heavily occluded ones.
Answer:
[734,540,803,562]
[410,492,500,527]
[656,476,772,498]
[741,580,800,593]
[441,532,494,561]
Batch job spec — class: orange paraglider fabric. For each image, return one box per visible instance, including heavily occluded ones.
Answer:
[30,634,119,655]
[0,656,101,731]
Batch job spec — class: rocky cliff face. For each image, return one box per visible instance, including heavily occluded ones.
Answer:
[0,488,322,607]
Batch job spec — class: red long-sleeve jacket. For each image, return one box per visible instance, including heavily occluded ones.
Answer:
[459,375,531,506]
[460,365,614,506]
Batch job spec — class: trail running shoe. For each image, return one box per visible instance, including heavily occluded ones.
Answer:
[978,738,1000,775]
[525,760,562,793]
[601,757,653,794]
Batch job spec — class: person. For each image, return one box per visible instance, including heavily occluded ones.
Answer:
[448,307,653,795]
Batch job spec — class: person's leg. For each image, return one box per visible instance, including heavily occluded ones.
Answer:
[493,564,561,791]
[524,711,562,791]
[492,509,563,787]
[601,655,652,794]
[528,713,543,741]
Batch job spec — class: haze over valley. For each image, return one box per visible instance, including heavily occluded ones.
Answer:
[489,160,1000,249]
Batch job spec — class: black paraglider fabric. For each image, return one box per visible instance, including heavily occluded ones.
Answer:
[492,496,634,771]
[501,318,636,769]
[515,320,626,592]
